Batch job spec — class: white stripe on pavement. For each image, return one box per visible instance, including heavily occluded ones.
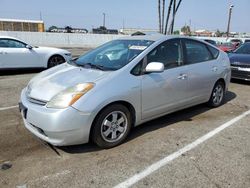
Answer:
[114,109,250,188]
[0,105,18,111]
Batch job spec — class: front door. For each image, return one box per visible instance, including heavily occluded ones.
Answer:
[141,39,189,120]
[0,39,39,68]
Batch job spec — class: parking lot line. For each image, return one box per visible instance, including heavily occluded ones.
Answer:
[0,105,18,111]
[114,109,250,188]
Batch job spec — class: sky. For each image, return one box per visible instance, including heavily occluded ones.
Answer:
[0,0,249,32]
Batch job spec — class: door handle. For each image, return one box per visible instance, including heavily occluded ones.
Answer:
[178,74,188,80]
[212,66,218,72]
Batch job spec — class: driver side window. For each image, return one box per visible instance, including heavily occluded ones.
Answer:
[147,39,182,69]
[5,39,26,48]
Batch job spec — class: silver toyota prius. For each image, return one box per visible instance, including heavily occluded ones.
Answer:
[19,35,231,148]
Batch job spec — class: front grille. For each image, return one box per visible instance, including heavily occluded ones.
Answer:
[231,69,250,80]
[231,63,250,68]
[27,97,47,106]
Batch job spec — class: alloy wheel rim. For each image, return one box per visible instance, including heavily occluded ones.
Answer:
[50,56,63,66]
[101,111,128,143]
[212,85,223,105]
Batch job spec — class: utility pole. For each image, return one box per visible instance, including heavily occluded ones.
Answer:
[39,11,42,20]
[103,13,106,28]
[226,5,234,38]
[122,19,125,30]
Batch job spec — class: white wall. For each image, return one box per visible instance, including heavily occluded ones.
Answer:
[1,31,249,48]
[0,31,123,48]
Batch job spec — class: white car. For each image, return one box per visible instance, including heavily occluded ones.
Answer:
[0,36,72,69]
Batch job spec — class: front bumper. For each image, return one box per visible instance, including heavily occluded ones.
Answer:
[20,89,94,146]
[231,67,250,81]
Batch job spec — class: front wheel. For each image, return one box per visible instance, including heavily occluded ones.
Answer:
[207,81,225,107]
[92,104,132,148]
[48,55,65,68]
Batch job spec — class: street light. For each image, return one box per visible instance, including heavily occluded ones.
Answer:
[103,13,106,28]
[226,5,234,38]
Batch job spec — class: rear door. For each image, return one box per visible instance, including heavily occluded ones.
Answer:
[182,39,219,102]
[141,39,190,120]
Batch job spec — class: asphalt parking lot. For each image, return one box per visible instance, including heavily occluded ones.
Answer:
[0,48,250,188]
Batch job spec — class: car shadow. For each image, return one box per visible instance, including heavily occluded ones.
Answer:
[0,68,44,76]
[59,91,236,154]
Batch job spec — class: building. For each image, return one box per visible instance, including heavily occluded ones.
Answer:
[193,29,213,37]
[48,26,88,33]
[92,26,118,34]
[0,18,45,32]
[120,28,158,35]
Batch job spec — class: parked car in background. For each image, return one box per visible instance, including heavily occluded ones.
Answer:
[229,42,250,81]
[229,39,242,49]
[0,36,72,69]
[244,39,250,43]
[218,42,237,53]
[204,39,217,46]
[19,35,231,148]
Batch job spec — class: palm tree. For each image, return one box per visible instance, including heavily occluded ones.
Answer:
[158,0,162,33]
[164,0,174,34]
[168,0,183,34]
[161,0,165,33]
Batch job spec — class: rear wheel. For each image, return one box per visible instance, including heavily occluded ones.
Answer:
[92,104,132,148]
[48,55,65,68]
[207,81,225,107]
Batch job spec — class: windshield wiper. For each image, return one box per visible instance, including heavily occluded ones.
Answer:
[83,63,106,71]
[68,58,80,66]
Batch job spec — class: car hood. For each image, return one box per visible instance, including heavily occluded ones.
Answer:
[27,63,111,101]
[228,53,250,64]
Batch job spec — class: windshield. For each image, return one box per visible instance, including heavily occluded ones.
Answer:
[234,43,250,54]
[71,39,154,71]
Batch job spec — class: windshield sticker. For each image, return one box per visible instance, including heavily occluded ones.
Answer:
[129,45,147,50]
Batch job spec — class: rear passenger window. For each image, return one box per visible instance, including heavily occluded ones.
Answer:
[207,45,219,59]
[184,39,212,64]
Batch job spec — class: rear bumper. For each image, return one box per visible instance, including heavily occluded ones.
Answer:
[20,89,94,146]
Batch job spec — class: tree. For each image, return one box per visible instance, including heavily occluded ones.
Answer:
[48,25,57,32]
[173,30,180,35]
[164,0,174,34]
[161,0,165,33]
[168,0,183,34]
[159,0,183,34]
[215,29,222,37]
[181,25,191,35]
[65,26,73,33]
[158,0,162,33]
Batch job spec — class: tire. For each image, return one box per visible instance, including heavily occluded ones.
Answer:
[48,55,65,68]
[207,81,225,107]
[92,104,132,149]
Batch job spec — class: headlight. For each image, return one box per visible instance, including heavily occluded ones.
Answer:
[64,53,71,56]
[46,83,95,109]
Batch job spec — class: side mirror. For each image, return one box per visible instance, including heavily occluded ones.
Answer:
[26,45,33,50]
[145,62,164,73]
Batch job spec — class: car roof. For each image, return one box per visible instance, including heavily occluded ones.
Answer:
[118,34,205,43]
[0,36,20,40]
